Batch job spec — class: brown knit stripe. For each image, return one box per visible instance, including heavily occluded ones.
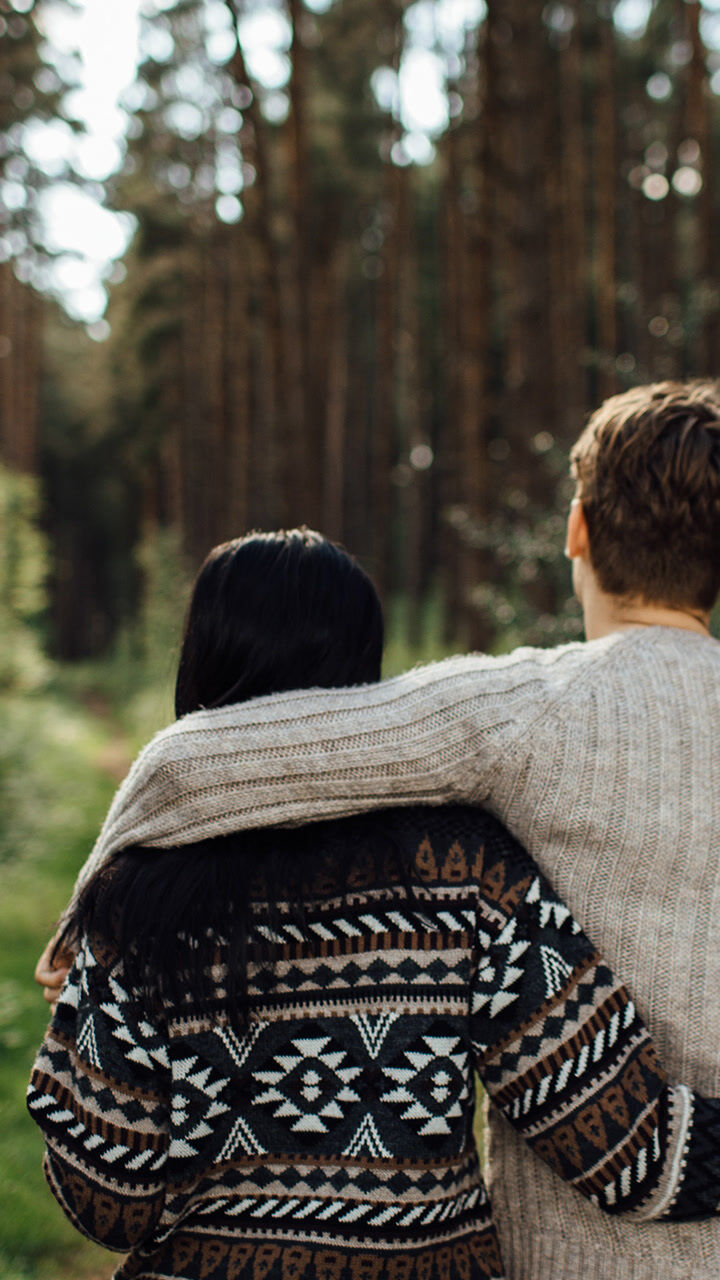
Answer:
[519,1028,655,1135]
[31,1060,163,1135]
[168,992,467,1036]
[490,984,632,1105]
[124,1224,505,1280]
[128,1214,500,1257]
[249,880,479,914]
[571,1100,662,1195]
[251,929,472,962]
[257,943,466,981]
[30,1070,165,1152]
[165,1166,484,1208]
[43,1138,165,1197]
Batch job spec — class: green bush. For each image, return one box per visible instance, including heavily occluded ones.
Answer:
[0,689,119,1279]
[0,466,49,692]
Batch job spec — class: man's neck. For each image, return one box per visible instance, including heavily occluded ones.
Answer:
[582,587,712,642]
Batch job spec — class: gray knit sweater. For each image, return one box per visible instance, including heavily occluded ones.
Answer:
[72,627,720,1280]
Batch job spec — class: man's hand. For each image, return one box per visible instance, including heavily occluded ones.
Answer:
[34,935,76,1013]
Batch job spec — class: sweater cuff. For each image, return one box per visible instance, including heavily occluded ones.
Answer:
[660,1091,720,1221]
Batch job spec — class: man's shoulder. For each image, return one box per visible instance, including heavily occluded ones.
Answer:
[397,634,623,709]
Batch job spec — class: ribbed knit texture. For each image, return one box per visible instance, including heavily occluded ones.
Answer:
[66,627,720,1279]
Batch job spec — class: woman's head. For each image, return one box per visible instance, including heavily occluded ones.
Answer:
[175,528,383,718]
[67,531,395,1028]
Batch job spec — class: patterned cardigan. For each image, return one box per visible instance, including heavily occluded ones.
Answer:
[27,807,720,1280]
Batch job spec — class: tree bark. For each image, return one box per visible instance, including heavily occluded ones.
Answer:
[224,0,287,526]
[594,4,618,401]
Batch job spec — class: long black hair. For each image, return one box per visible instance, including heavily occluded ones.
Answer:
[174,528,383,713]
[65,529,395,1026]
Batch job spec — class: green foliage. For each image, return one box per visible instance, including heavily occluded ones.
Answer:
[449,500,584,651]
[0,0,79,264]
[0,465,49,691]
[49,526,191,747]
[383,589,457,674]
[135,526,191,666]
[0,689,121,872]
[448,436,584,650]
[0,688,119,1280]
[114,526,191,741]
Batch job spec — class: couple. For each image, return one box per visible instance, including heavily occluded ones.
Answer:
[30,380,720,1280]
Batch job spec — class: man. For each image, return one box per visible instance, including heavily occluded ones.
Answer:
[40,381,720,1278]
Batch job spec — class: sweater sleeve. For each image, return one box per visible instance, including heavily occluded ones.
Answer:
[70,644,595,906]
[27,937,171,1252]
[468,830,720,1221]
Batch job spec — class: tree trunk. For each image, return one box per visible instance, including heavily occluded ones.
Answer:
[439,122,465,646]
[224,0,286,526]
[223,225,252,538]
[557,0,588,433]
[323,245,349,543]
[685,0,715,373]
[287,0,318,527]
[593,5,618,401]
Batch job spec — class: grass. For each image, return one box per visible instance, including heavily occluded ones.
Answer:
[0,689,126,1280]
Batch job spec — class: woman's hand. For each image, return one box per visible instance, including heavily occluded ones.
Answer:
[34,935,76,1013]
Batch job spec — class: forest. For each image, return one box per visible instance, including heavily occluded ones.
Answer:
[2,1,720,1276]
[3,0,720,667]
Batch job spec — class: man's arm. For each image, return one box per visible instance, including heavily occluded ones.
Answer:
[69,642,593,911]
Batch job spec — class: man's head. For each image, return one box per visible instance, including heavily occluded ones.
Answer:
[568,380,720,614]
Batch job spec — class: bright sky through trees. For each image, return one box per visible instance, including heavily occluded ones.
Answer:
[25,0,720,327]
[29,0,141,324]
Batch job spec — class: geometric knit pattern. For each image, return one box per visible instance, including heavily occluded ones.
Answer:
[28,806,720,1280]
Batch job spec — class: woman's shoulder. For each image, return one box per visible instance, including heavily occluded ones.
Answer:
[355,804,527,893]
[378,802,519,849]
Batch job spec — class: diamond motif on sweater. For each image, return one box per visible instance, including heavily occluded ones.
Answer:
[252,1033,361,1136]
[168,1054,231,1159]
[381,1023,469,1139]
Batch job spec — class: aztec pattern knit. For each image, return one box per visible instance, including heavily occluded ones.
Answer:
[61,625,720,1279]
[29,807,720,1280]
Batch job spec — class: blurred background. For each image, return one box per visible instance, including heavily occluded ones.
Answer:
[2,0,720,1275]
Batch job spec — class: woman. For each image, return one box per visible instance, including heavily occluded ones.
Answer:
[28,530,720,1280]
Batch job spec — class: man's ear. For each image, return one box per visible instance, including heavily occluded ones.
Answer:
[566,498,590,559]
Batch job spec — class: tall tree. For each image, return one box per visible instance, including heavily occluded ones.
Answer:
[593,1,619,401]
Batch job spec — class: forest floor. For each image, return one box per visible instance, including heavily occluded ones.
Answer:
[0,610,458,1279]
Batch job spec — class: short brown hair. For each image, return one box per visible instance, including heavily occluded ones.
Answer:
[570,380,720,610]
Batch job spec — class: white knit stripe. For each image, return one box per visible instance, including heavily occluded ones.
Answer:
[631,1085,694,1221]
